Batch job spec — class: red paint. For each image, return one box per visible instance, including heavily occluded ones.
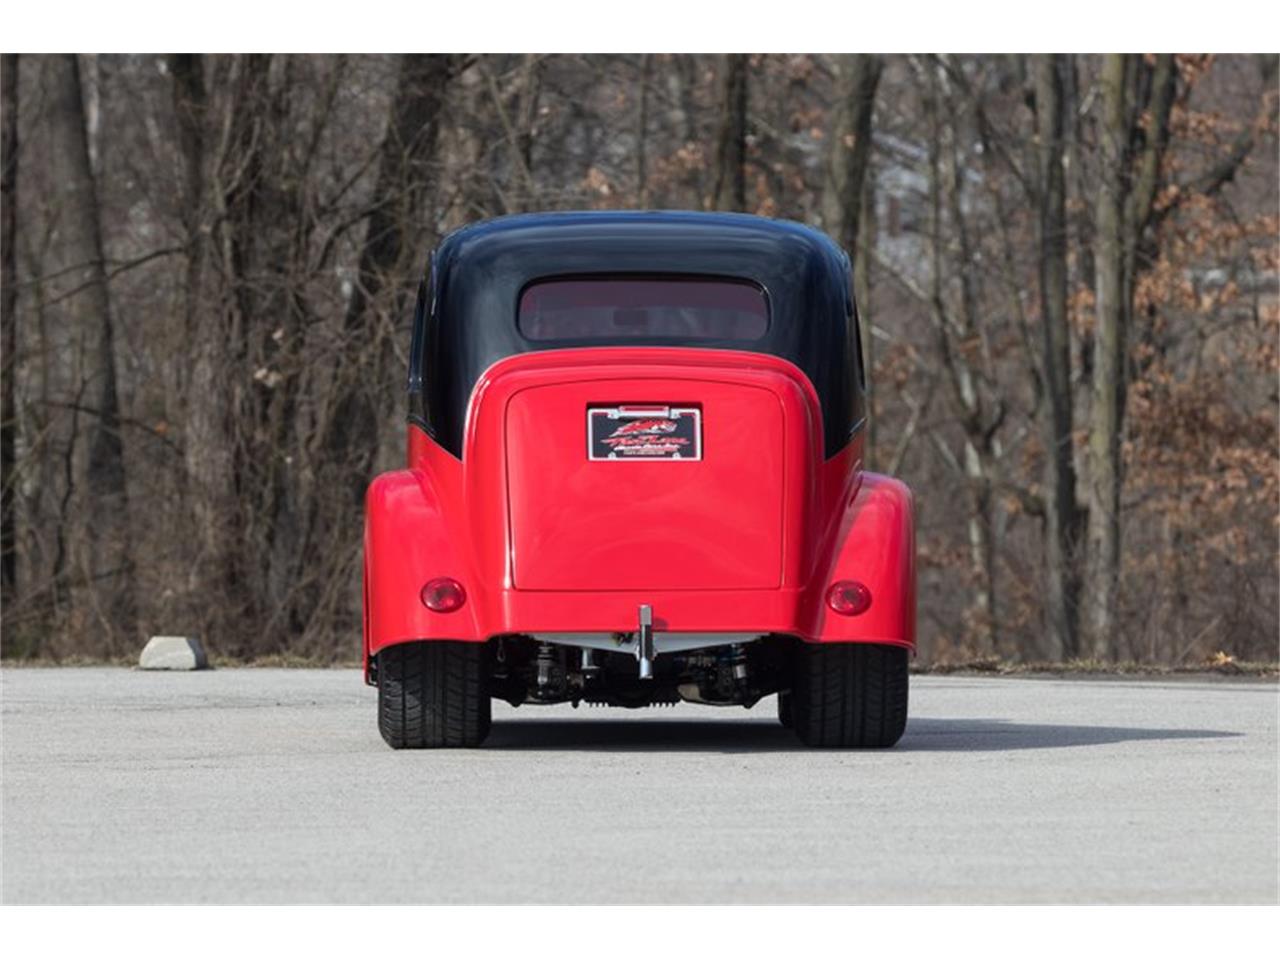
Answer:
[507,376,788,590]
[363,347,915,678]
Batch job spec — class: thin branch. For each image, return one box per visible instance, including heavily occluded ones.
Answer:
[42,399,184,455]
[481,60,539,208]
[18,245,185,297]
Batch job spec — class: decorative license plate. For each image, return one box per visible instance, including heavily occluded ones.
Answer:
[587,405,702,461]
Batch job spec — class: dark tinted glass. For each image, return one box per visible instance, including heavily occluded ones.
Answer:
[518,277,768,342]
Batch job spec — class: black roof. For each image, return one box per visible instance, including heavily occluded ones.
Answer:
[412,211,864,458]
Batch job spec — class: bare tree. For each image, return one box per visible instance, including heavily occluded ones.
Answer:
[1,54,1274,666]
[821,55,882,259]
[327,54,459,500]
[1086,54,1176,658]
[1031,53,1083,659]
[169,54,206,350]
[918,56,1009,656]
[44,54,133,646]
[711,54,748,211]
[854,156,879,466]
[821,54,883,464]
[2,55,18,609]
[636,54,652,207]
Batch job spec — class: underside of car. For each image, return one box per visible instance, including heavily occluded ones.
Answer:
[479,633,794,710]
[372,634,910,750]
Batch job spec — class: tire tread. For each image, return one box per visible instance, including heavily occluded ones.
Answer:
[378,642,491,748]
[792,643,908,748]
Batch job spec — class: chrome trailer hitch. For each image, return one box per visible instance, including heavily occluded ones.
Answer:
[636,603,655,680]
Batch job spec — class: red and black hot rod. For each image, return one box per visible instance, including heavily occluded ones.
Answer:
[363,212,915,748]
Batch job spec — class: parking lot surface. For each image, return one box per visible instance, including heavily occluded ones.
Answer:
[2,668,1275,903]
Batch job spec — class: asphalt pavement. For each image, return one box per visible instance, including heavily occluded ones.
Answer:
[2,667,1276,903]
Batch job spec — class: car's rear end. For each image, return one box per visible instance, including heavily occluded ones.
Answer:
[363,212,915,749]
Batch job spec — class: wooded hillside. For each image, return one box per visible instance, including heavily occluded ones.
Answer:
[1,54,1276,664]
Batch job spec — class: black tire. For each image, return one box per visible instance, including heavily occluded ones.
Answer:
[791,643,908,748]
[377,641,491,748]
[776,690,793,728]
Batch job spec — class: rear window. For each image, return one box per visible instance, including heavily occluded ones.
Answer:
[517,277,769,342]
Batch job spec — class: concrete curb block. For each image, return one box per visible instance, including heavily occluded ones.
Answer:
[139,636,208,671]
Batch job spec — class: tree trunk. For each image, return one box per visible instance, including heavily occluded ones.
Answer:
[821,54,883,258]
[345,55,456,333]
[923,57,1002,657]
[180,55,271,653]
[45,53,134,647]
[1123,54,1177,394]
[327,54,457,497]
[168,53,239,646]
[962,437,998,653]
[1032,53,1082,659]
[855,162,877,469]
[636,54,651,207]
[824,54,885,468]
[1085,54,1177,660]
[822,54,883,469]
[710,54,748,211]
[1064,54,1097,390]
[1085,53,1129,659]
[169,53,206,351]
[1,54,19,610]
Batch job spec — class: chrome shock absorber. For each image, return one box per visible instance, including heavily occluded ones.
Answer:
[729,643,749,684]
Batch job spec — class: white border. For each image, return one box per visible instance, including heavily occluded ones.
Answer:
[3,2,1279,53]
[2,905,1279,959]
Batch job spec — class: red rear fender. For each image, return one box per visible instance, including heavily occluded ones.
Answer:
[363,468,482,668]
[804,472,916,648]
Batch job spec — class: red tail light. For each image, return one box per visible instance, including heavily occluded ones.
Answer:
[420,577,466,613]
[827,580,872,616]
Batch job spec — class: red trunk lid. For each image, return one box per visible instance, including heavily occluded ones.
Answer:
[505,374,787,591]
